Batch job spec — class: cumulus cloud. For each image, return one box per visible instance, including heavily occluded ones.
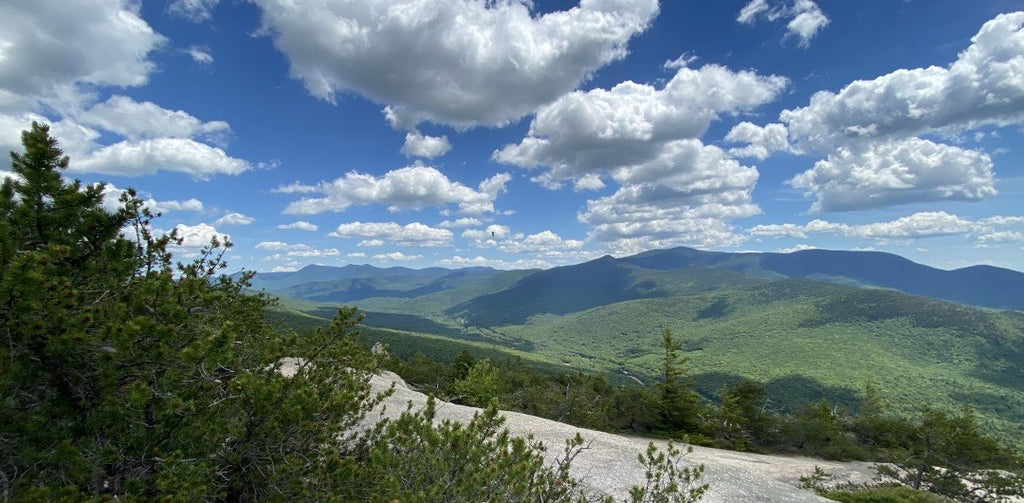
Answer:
[252,0,658,128]
[725,122,790,160]
[499,230,585,255]
[372,251,422,262]
[495,64,786,180]
[282,165,510,215]
[277,220,318,231]
[0,0,164,109]
[70,138,251,180]
[213,212,255,226]
[788,138,996,212]
[749,211,1024,243]
[492,63,784,251]
[783,12,1024,151]
[462,224,512,242]
[99,183,204,214]
[169,0,220,22]
[401,130,452,158]
[728,12,1024,212]
[329,221,453,247]
[438,217,483,228]
[438,255,551,270]
[0,2,254,180]
[737,0,829,47]
[577,140,761,250]
[79,96,229,142]
[153,198,204,213]
[171,223,229,248]
[256,241,312,251]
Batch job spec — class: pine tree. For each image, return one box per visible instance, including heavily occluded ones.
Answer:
[0,124,707,502]
[656,329,702,433]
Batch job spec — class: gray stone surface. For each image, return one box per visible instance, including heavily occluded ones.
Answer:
[367,371,878,503]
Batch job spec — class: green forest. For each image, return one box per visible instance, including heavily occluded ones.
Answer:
[0,124,703,502]
[2,124,1022,502]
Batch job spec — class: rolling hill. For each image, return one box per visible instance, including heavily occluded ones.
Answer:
[254,247,1024,449]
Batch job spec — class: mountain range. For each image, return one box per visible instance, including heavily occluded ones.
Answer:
[251,247,1024,450]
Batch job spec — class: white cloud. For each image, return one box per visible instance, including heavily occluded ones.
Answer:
[401,130,451,158]
[438,255,551,270]
[252,0,658,128]
[725,122,790,160]
[169,0,220,22]
[574,173,606,192]
[186,46,214,65]
[727,12,1024,213]
[0,3,254,181]
[492,62,783,251]
[786,1,830,47]
[329,221,453,247]
[978,231,1024,243]
[788,138,996,212]
[272,181,319,194]
[171,223,229,248]
[372,251,422,262]
[495,64,787,180]
[70,138,252,180]
[270,265,299,272]
[748,223,808,239]
[213,212,255,226]
[847,212,974,239]
[154,199,204,213]
[357,239,385,248]
[286,248,340,258]
[736,0,829,47]
[577,140,761,250]
[781,12,1024,151]
[283,165,509,215]
[736,0,769,24]
[0,0,164,109]
[462,224,512,242]
[99,183,204,214]
[438,217,483,228]
[256,241,312,251]
[499,230,584,255]
[277,220,318,231]
[79,96,230,142]
[779,244,817,253]
[749,211,1024,242]
[346,252,366,259]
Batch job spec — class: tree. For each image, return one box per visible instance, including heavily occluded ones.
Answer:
[713,380,774,451]
[0,124,707,503]
[657,329,702,433]
[877,407,1023,502]
[451,359,500,406]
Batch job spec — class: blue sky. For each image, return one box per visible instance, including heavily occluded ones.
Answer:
[2,0,1024,273]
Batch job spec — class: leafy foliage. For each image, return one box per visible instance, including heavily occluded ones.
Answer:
[0,123,707,503]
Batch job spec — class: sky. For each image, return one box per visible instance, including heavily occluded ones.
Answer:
[2,0,1024,274]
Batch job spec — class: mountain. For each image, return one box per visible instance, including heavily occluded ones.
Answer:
[621,247,1024,311]
[244,263,494,294]
[448,256,763,326]
[258,247,1024,450]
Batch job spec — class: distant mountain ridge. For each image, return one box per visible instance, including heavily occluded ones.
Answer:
[260,247,1024,451]
[250,247,1024,312]
[623,247,1024,311]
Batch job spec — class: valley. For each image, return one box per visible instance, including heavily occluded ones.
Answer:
[255,247,1024,450]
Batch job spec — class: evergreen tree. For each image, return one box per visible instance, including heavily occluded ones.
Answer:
[0,124,706,502]
[657,329,702,433]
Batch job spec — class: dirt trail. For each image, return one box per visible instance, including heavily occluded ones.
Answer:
[367,371,878,503]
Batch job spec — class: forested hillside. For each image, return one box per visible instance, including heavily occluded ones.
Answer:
[255,248,1024,453]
